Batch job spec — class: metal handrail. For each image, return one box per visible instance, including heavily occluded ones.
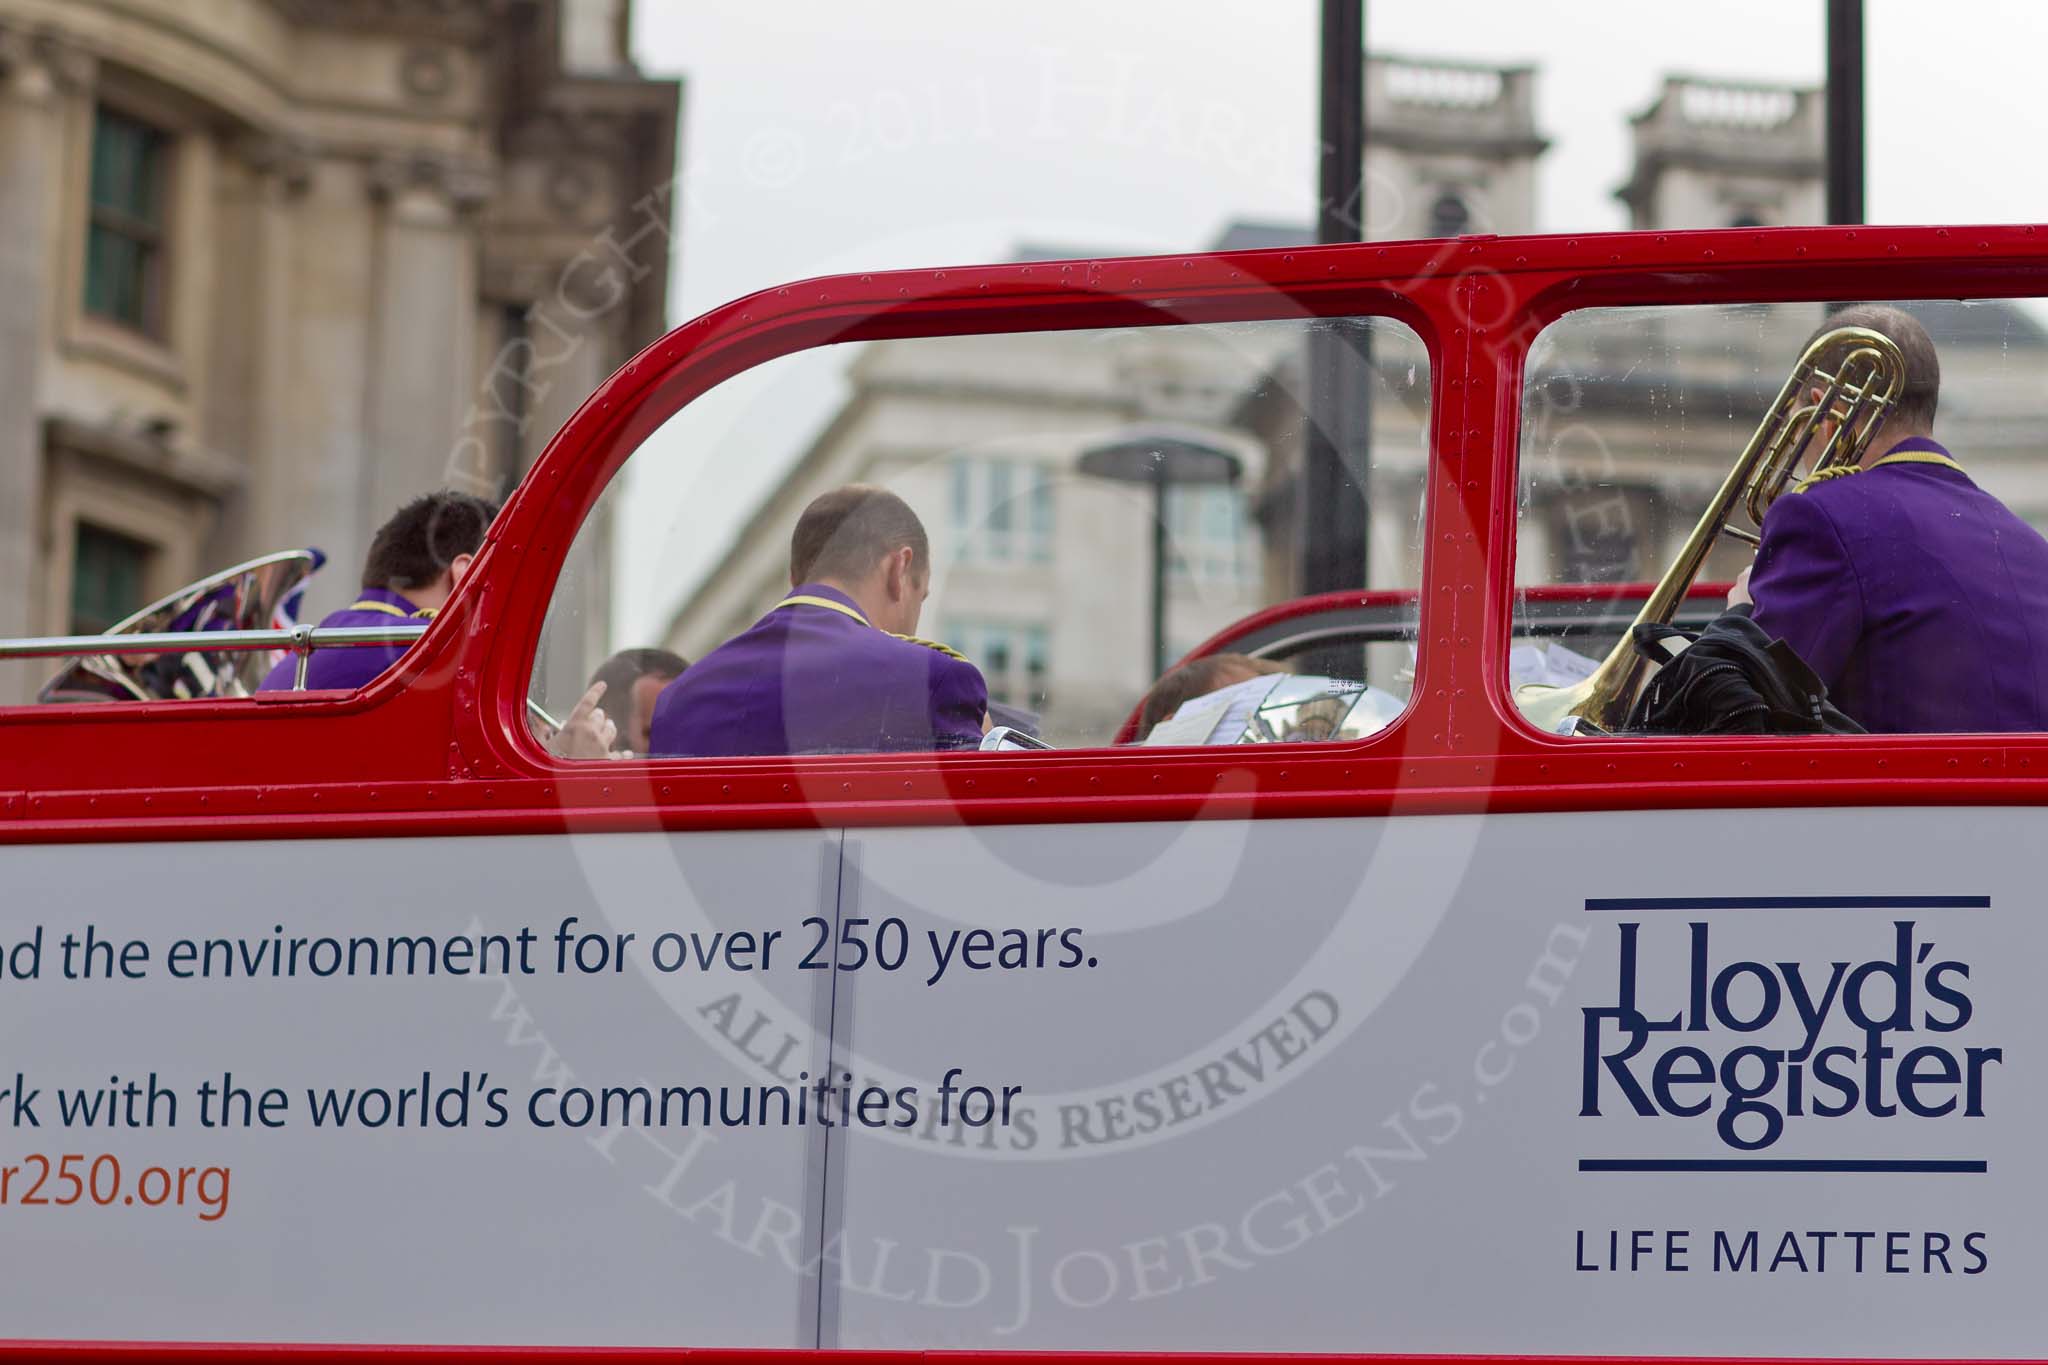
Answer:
[0,623,428,690]
[3,590,1726,692]
[0,625,573,724]
[0,625,429,659]
[1232,597,1728,661]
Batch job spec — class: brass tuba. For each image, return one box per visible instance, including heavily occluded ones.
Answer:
[37,549,325,703]
[1518,324,1906,734]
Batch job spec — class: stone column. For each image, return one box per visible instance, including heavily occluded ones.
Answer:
[251,152,381,617]
[205,133,311,572]
[361,153,488,562]
[0,28,85,699]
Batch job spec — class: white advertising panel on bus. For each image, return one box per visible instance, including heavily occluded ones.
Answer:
[0,809,2030,1353]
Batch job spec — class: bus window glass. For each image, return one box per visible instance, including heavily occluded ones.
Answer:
[1514,297,2048,737]
[537,315,1432,760]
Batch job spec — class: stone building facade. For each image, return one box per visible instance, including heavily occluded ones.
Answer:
[1614,76,1825,231]
[651,57,2045,745]
[1252,66,1839,606]
[1360,53,1547,241]
[652,58,1857,742]
[0,0,678,700]
[655,307,1321,746]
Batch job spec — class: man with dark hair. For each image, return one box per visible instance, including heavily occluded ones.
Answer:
[258,490,497,693]
[1730,303,2048,731]
[648,485,988,756]
[587,647,689,755]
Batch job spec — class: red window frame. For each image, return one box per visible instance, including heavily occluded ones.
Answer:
[6,223,2048,844]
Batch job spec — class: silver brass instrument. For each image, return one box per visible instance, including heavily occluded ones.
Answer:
[1518,324,1906,734]
[35,549,325,703]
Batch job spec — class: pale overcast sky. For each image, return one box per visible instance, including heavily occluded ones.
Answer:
[611,2,2048,644]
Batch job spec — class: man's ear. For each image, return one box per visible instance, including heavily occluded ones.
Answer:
[448,552,477,586]
[884,546,914,600]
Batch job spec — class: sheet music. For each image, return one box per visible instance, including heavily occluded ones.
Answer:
[1140,674,1283,746]
[1509,640,1601,688]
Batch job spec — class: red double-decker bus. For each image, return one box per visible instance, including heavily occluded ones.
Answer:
[0,222,2040,1359]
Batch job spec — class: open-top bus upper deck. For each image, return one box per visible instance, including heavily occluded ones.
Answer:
[1,224,2046,1358]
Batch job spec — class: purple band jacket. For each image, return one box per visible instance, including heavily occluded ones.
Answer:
[1748,438,2048,733]
[649,583,988,757]
[255,586,427,693]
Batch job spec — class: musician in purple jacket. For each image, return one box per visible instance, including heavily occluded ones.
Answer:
[1732,304,2048,733]
[650,485,989,756]
[257,490,496,693]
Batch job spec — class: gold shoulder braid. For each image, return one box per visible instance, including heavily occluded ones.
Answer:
[773,594,870,626]
[1790,465,1862,494]
[887,632,969,661]
[348,599,437,619]
[772,594,966,659]
[1794,450,1966,495]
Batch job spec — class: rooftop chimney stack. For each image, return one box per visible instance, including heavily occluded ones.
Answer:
[1363,54,1548,240]
[1616,75,1825,231]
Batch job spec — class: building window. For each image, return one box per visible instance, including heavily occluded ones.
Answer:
[940,618,1051,712]
[1544,487,1652,584]
[1428,189,1472,238]
[69,523,154,634]
[1165,484,1255,588]
[949,457,1053,563]
[986,461,1013,558]
[84,105,169,337]
[1023,624,1049,705]
[951,457,972,530]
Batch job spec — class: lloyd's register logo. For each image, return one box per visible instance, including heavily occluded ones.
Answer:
[1578,895,2001,1173]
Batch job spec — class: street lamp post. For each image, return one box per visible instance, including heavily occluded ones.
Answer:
[1306,0,1370,601]
[1826,0,1866,226]
[1078,425,1244,680]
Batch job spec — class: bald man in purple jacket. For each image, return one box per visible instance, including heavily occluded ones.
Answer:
[1732,304,2048,733]
[650,486,989,756]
